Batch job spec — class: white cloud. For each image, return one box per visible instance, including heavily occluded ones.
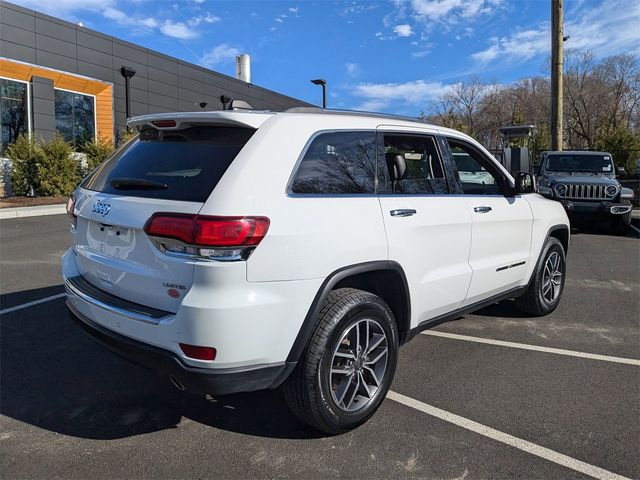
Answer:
[352,80,454,112]
[411,50,430,58]
[407,0,500,21]
[394,24,414,37]
[288,7,299,13]
[345,62,360,77]
[188,13,221,26]
[201,43,241,68]
[13,0,113,15]
[160,20,198,40]
[470,0,640,65]
[102,7,158,29]
[275,17,284,23]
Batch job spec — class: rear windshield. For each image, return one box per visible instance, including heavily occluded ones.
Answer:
[82,125,255,202]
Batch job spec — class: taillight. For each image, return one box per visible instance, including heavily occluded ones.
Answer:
[144,213,270,261]
[66,195,76,219]
[179,343,216,361]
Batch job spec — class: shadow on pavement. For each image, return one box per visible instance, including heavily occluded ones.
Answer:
[469,299,532,319]
[0,286,322,441]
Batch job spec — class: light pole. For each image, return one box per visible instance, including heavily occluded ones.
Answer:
[311,79,327,109]
[120,66,136,129]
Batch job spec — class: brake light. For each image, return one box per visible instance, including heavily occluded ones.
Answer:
[151,119,176,128]
[179,343,216,361]
[66,195,76,219]
[144,213,270,260]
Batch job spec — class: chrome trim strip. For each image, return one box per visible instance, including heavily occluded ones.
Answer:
[64,275,171,325]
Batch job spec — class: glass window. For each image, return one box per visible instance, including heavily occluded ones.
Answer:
[290,131,377,194]
[82,125,255,202]
[1,79,28,152]
[55,89,95,148]
[546,153,613,173]
[448,139,502,195]
[382,134,448,194]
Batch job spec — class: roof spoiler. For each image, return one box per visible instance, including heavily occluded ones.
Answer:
[127,110,272,130]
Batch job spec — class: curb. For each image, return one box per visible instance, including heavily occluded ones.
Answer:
[0,204,66,219]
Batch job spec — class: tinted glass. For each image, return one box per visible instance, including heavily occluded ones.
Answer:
[383,134,448,194]
[1,79,28,152]
[82,126,255,202]
[291,131,377,194]
[448,140,502,195]
[546,154,613,173]
[55,89,95,148]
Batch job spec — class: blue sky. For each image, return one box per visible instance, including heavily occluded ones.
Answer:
[12,0,640,115]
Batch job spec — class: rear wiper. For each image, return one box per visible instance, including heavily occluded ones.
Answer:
[110,177,168,190]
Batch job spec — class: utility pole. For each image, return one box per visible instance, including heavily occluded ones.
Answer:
[551,0,563,151]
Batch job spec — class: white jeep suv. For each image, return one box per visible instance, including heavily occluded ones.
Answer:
[63,108,569,433]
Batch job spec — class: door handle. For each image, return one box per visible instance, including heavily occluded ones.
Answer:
[474,206,492,213]
[390,209,417,217]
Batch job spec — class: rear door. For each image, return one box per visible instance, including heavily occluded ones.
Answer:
[377,127,473,325]
[72,124,255,313]
[444,137,534,306]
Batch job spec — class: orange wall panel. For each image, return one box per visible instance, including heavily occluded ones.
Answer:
[0,58,114,145]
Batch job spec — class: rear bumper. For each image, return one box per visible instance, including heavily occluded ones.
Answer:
[67,302,295,395]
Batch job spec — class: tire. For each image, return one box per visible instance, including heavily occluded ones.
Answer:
[515,237,566,316]
[611,200,632,236]
[283,288,399,434]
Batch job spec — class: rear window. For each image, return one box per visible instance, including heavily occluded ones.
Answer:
[82,125,255,202]
[289,131,377,194]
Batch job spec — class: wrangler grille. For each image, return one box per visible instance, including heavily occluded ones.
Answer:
[557,184,617,200]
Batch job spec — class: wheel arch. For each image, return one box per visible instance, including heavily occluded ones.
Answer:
[285,261,411,364]
[548,224,570,254]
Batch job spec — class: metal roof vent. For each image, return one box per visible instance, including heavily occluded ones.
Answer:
[229,100,254,111]
[235,54,251,83]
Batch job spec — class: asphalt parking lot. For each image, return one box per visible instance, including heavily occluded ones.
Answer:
[1,214,639,479]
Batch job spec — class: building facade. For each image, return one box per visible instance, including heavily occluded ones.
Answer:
[0,0,308,153]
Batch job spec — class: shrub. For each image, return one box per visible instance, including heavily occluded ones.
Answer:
[82,137,115,174]
[6,134,42,196]
[116,128,137,148]
[37,135,79,196]
[595,127,640,176]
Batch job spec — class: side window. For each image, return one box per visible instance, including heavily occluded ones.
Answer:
[382,134,448,194]
[290,131,377,194]
[447,139,504,195]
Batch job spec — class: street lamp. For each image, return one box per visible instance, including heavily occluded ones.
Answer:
[311,79,327,109]
[120,66,136,130]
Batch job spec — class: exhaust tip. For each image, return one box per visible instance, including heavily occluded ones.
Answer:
[169,375,186,391]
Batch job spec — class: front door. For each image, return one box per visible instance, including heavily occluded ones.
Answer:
[445,137,534,306]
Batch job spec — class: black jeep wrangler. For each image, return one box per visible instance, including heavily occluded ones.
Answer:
[537,151,634,234]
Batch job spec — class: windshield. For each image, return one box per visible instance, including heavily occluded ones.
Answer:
[452,152,485,173]
[545,154,613,173]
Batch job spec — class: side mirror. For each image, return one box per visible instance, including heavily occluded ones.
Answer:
[616,166,625,176]
[514,171,536,194]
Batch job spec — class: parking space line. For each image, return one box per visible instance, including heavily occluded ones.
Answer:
[422,331,640,366]
[387,390,630,480]
[0,293,66,315]
[630,224,640,235]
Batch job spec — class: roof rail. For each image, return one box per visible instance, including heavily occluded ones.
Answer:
[283,107,429,125]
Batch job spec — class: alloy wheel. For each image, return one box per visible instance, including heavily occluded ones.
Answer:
[541,251,563,303]
[328,318,389,412]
